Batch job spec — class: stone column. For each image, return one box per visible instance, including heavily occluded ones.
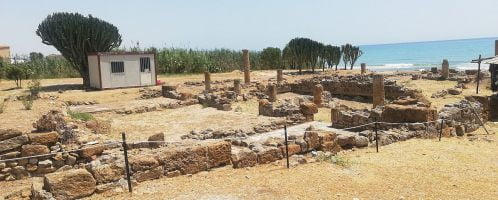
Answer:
[277,69,283,83]
[331,106,339,124]
[267,83,277,102]
[204,71,211,91]
[495,40,498,56]
[313,84,323,105]
[242,49,250,84]
[372,74,385,108]
[441,59,449,79]
[360,63,366,75]
[233,79,241,94]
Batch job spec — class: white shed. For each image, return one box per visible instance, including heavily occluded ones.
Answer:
[87,52,157,89]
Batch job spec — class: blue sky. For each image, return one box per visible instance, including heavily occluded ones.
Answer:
[2,0,498,55]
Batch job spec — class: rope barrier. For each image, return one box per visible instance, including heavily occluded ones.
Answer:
[0,140,179,163]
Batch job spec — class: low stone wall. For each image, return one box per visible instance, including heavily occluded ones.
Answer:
[289,75,420,100]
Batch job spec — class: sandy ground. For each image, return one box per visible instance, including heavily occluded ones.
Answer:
[84,125,498,200]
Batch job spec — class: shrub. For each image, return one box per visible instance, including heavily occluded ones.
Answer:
[0,98,7,113]
[28,79,41,98]
[68,110,94,121]
[22,96,34,110]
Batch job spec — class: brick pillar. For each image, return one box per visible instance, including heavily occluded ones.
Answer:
[233,79,241,94]
[372,74,385,108]
[242,49,250,84]
[204,71,211,91]
[360,63,366,75]
[277,69,283,83]
[267,83,277,102]
[441,59,449,79]
[313,84,323,105]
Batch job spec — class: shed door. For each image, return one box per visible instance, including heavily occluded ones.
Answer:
[139,57,152,86]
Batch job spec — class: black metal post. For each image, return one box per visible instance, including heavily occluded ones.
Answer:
[477,54,481,94]
[439,119,444,141]
[284,122,290,169]
[375,121,379,153]
[122,132,132,193]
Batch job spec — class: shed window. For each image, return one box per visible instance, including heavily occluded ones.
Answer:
[140,57,151,72]
[111,61,124,73]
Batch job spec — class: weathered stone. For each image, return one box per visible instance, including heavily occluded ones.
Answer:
[28,132,59,145]
[313,84,323,105]
[0,135,29,153]
[280,144,301,157]
[43,169,96,200]
[257,147,283,164]
[0,129,22,141]
[90,164,125,184]
[448,88,462,95]
[133,166,163,182]
[166,170,181,178]
[155,145,208,175]
[204,71,211,91]
[148,132,165,148]
[336,134,356,149]
[319,142,341,154]
[354,135,369,147]
[360,63,366,74]
[267,83,277,102]
[243,49,250,84]
[233,79,241,94]
[382,104,438,123]
[231,148,257,168]
[79,144,105,159]
[21,144,50,157]
[277,69,283,83]
[31,177,54,200]
[304,131,320,150]
[33,110,66,132]
[373,74,385,108]
[456,125,465,136]
[318,131,337,143]
[206,141,232,168]
[442,59,449,79]
[129,154,159,172]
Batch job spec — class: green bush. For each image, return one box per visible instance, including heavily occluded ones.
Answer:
[68,110,94,121]
[22,96,34,110]
[0,98,7,113]
[28,79,41,98]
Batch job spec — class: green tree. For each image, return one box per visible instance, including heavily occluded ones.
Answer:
[260,47,282,70]
[5,64,30,88]
[349,46,363,70]
[36,12,122,87]
[341,44,352,70]
[322,45,341,71]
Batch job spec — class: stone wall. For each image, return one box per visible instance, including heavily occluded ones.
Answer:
[289,75,421,100]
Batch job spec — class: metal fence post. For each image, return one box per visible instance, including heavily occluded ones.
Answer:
[284,122,290,169]
[122,132,132,193]
[439,119,444,142]
[375,121,379,153]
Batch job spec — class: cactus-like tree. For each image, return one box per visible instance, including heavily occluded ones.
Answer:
[349,46,363,70]
[36,12,122,87]
[322,45,341,71]
[341,44,352,70]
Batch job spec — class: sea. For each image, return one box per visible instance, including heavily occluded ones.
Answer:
[356,37,498,72]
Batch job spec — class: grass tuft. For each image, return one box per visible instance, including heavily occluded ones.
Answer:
[68,110,94,121]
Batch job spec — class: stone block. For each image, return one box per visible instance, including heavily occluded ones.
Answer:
[28,132,59,145]
[280,144,301,157]
[0,129,22,141]
[133,166,163,182]
[21,144,50,157]
[0,135,29,153]
[231,148,257,168]
[43,169,96,200]
[90,164,125,184]
[79,144,105,160]
[381,104,437,123]
[257,147,283,164]
[129,154,159,172]
[155,145,208,175]
[206,141,232,168]
[304,131,320,150]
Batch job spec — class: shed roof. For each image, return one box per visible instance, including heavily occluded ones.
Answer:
[483,57,498,65]
[88,51,155,56]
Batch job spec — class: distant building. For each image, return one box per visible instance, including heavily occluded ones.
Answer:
[0,44,10,63]
[87,52,157,89]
